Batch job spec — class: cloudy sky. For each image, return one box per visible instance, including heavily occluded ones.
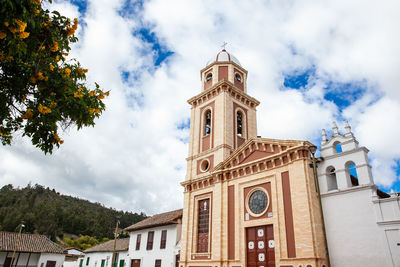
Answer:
[1,0,399,215]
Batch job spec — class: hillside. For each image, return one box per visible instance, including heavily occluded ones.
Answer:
[0,184,147,240]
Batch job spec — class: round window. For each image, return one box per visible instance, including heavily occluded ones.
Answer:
[235,73,242,83]
[200,159,210,172]
[248,189,268,215]
[206,73,212,82]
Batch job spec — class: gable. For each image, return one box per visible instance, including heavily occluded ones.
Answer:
[221,138,304,169]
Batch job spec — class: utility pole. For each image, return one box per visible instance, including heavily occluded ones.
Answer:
[10,222,25,267]
[111,219,120,267]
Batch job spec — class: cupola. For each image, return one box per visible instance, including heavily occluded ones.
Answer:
[206,49,242,67]
[200,49,248,93]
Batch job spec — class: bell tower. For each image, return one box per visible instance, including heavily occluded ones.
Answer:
[185,49,260,181]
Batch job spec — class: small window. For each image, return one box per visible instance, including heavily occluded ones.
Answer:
[155,260,161,267]
[204,110,211,136]
[237,111,243,136]
[200,159,210,172]
[160,230,167,249]
[119,260,124,267]
[86,258,90,266]
[235,73,242,83]
[135,234,141,250]
[146,231,154,250]
[206,73,212,82]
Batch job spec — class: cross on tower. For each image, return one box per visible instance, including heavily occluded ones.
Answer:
[221,41,228,50]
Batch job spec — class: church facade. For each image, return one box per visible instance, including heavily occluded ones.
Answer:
[179,50,328,267]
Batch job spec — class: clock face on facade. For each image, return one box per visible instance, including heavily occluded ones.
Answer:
[248,190,268,215]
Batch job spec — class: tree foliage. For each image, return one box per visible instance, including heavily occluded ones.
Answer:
[0,184,147,241]
[63,235,109,250]
[0,0,109,153]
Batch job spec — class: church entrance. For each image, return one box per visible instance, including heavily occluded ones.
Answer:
[246,225,275,267]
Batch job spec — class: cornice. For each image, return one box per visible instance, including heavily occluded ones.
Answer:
[187,80,260,109]
[181,139,314,192]
[186,144,233,161]
[200,61,248,75]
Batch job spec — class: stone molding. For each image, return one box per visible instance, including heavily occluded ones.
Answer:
[187,79,260,109]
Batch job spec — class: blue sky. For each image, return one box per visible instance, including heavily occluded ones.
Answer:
[0,0,399,214]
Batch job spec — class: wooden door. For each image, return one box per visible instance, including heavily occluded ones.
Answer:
[130,259,140,267]
[4,257,12,267]
[45,261,56,267]
[246,225,275,267]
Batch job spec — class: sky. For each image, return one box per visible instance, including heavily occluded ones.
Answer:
[1,0,400,215]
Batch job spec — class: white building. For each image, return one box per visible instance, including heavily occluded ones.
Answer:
[63,248,84,267]
[124,209,182,267]
[0,231,65,267]
[81,239,129,267]
[317,121,400,267]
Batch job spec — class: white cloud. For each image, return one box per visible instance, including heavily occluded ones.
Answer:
[1,0,400,215]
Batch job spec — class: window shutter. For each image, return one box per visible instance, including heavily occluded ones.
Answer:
[146,231,154,250]
[160,230,167,249]
[155,259,161,267]
[135,234,141,250]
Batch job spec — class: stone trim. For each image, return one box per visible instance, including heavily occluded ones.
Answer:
[187,80,260,109]
[321,146,368,156]
[181,143,312,192]
[186,144,233,161]
[376,220,400,225]
[320,184,375,197]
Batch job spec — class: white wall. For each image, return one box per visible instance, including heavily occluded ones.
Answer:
[321,186,391,267]
[0,252,60,267]
[82,251,128,267]
[38,253,65,267]
[373,194,400,267]
[1,252,39,267]
[128,224,180,267]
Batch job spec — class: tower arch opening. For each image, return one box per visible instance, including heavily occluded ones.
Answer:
[333,141,342,153]
[326,166,338,191]
[345,161,359,186]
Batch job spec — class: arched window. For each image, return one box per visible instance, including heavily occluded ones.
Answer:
[346,161,359,186]
[334,141,342,153]
[204,110,211,136]
[326,166,338,191]
[206,73,212,82]
[237,111,243,136]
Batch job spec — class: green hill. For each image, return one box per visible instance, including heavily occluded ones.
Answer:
[0,184,146,241]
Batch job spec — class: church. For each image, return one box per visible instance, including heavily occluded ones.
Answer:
[179,49,329,267]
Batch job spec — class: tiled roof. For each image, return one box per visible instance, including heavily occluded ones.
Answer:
[84,238,129,253]
[0,232,65,254]
[124,209,183,232]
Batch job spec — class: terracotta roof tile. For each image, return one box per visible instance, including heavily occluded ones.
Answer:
[0,232,65,254]
[84,238,129,253]
[124,209,182,232]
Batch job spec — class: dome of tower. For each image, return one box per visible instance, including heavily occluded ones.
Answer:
[206,49,241,67]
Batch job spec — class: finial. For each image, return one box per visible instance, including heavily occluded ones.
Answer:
[332,121,339,135]
[221,41,228,51]
[322,129,327,142]
[344,121,351,134]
